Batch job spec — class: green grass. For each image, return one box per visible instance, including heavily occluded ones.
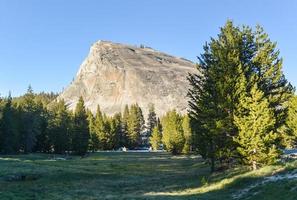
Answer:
[0,152,296,200]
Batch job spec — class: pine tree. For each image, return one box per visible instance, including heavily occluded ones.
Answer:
[87,109,97,151]
[161,110,185,154]
[188,21,248,170]
[34,99,51,153]
[286,95,297,147]
[48,100,72,154]
[136,104,145,146]
[19,86,42,153]
[149,125,162,151]
[146,103,157,137]
[93,106,109,150]
[182,114,192,154]
[120,105,130,147]
[253,26,294,147]
[188,21,293,171]
[109,113,122,149]
[72,97,89,155]
[1,93,19,153]
[234,84,279,170]
[127,104,144,148]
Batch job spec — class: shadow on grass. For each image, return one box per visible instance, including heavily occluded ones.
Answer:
[142,163,294,200]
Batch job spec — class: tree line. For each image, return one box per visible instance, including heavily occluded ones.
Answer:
[0,88,192,155]
[188,21,297,171]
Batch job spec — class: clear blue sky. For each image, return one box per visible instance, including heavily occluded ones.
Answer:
[0,0,296,96]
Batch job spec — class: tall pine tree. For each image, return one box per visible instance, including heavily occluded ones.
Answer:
[234,83,279,170]
[72,97,89,155]
[161,110,185,154]
[19,86,42,153]
[127,104,144,148]
[188,21,293,171]
[87,109,97,151]
[120,105,130,147]
[48,100,72,154]
[286,95,297,147]
[149,123,162,151]
[1,93,19,153]
[146,103,157,137]
[182,114,192,154]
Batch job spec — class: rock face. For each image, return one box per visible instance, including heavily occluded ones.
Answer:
[58,40,196,117]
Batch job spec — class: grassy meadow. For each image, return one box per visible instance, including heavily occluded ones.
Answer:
[0,152,296,200]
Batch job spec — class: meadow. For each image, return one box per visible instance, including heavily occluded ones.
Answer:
[0,152,296,200]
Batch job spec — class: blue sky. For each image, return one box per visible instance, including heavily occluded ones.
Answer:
[0,0,296,96]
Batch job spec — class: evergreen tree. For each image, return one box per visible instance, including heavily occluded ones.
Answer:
[188,21,248,170]
[146,103,157,137]
[161,110,185,154]
[87,109,97,151]
[120,105,130,147]
[48,100,72,154]
[234,84,279,170]
[149,124,162,151]
[1,93,19,153]
[182,114,192,154]
[286,95,297,147]
[100,115,120,150]
[34,99,51,153]
[137,104,145,146]
[109,113,122,149]
[253,26,294,146]
[127,104,144,148]
[19,86,42,153]
[188,21,293,171]
[72,97,89,155]
[93,106,108,150]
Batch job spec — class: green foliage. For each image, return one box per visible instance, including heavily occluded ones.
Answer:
[108,113,122,149]
[94,106,110,150]
[0,94,19,153]
[253,26,294,147]
[33,99,50,153]
[120,105,130,147]
[149,125,162,150]
[13,91,58,107]
[1,89,150,154]
[182,114,192,154]
[87,109,97,151]
[234,84,279,169]
[72,97,89,155]
[286,95,297,147]
[18,86,44,153]
[127,104,144,148]
[161,110,185,154]
[48,100,72,154]
[146,103,157,137]
[188,21,293,171]
[88,106,122,151]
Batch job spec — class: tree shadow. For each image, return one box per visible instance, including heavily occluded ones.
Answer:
[141,164,292,200]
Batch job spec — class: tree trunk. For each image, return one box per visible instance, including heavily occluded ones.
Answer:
[252,160,257,170]
[211,157,215,172]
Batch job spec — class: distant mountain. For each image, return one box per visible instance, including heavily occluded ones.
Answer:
[58,40,196,117]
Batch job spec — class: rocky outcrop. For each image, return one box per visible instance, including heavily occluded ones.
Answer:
[58,40,196,117]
